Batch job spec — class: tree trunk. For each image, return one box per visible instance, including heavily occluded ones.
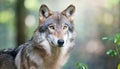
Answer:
[15,0,26,46]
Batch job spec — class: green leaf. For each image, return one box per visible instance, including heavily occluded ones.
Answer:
[102,37,113,41]
[106,49,117,56]
[76,62,88,69]
[114,33,120,45]
[117,63,120,69]
[102,37,109,40]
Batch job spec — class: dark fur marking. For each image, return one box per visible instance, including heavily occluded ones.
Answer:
[0,48,17,69]
[65,22,74,32]
[39,25,48,32]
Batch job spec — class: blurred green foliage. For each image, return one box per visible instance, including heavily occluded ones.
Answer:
[0,0,16,49]
[76,62,88,69]
[106,49,117,56]
[107,0,120,8]
[102,33,120,69]
[102,33,120,57]
[0,10,14,23]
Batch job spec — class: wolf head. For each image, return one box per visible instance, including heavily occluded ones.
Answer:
[33,4,75,47]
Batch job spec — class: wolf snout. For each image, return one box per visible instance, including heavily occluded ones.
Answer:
[58,39,64,47]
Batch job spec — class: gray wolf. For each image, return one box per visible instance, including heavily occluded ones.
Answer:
[15,4,76,69]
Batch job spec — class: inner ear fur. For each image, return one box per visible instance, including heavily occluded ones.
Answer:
[39,4,51,18]
[62,4,75,17]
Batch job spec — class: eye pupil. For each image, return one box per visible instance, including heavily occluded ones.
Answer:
[50,26,55,29]
[63,26,67,29]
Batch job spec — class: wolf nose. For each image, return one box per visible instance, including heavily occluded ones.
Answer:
[58,39,64,46]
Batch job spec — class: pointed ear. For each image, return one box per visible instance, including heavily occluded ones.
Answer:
[62,4,75,17]
[39,4,50,18]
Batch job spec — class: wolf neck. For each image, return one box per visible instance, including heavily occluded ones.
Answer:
[34,41,68,59]
[32,41,69,69]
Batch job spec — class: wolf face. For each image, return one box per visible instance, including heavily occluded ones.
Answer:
[33,4,75,47]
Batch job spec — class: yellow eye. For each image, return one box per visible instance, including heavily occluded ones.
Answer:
[49,26,55,30]
[63,25,68,29]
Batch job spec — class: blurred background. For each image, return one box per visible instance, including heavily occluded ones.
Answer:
[0,0,120,69]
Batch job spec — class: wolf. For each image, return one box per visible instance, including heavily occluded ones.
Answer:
[15,4,76,69]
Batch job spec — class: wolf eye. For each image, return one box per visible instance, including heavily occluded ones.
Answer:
[63,25,68,30]
[49,26,55,30]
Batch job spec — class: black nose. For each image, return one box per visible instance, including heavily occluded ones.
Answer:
[58,39,64,46]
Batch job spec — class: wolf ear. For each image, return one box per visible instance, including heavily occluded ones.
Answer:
[62,4,75,17]
[39,4,50,18]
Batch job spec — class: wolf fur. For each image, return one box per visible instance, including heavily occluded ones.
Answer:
[15,4,76,69]
[0,48,18,69]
